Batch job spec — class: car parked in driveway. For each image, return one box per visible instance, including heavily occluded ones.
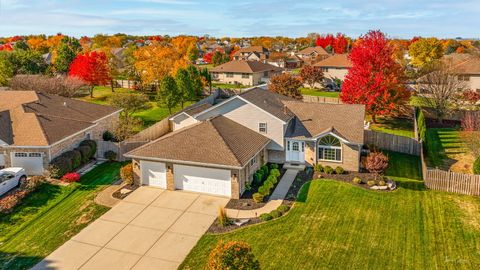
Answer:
[0,167,27,197]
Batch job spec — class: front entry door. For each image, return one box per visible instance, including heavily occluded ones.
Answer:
[286,140,305,163]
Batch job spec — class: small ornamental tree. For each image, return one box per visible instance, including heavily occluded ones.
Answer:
[300,65,324,89]
[340,30,410,123]
[366,152,389,180]
[157,75,180,114]
[461,111,480,159]
[68,51,111,98]
[269,73,303,99]
[120,163,134,186]
[463,90,480,106]
[207,241,260,270]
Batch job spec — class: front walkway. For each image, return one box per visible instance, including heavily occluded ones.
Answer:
[226,169,299,218]
[34,187,229,270]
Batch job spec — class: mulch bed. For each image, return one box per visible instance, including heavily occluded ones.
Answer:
[225,167,287,210]
[112,184,139,199]
[313,171,396,191]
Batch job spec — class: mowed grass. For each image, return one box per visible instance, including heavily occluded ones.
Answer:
[0,162,122,270]
[300,87,340,98]
[212,83,249,89]
[425,128,473,172]
[370,117,415,138]
[78,86,194,129]
[180,153,480,269]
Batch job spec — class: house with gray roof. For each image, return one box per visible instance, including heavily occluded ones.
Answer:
[125,87,365,199]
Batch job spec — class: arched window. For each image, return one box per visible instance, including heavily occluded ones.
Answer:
[318,135,342,161]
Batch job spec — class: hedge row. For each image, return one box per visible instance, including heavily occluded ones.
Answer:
[253,164,281,203]
[416,107,427,142]
[48,140,97,179]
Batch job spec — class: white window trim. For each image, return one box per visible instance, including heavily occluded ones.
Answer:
[318,145,342,162]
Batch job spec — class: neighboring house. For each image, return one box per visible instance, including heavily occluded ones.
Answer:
[313,54,352,87]
[266,52,302,69]
[209,60,283,86]
[125,87,365,199]
[232,46,269,61]
[296,46,330,65]
[0,91,121,175]
[444,54,480,92]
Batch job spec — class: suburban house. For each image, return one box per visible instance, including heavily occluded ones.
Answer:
[313,54,352,87]
[444,54,480,92]
[232,46,269,61]
[125,87,365,199]
[0,91,121,175]
[266,52,302,69]
[296,46,330,65]
[209,60,283,86]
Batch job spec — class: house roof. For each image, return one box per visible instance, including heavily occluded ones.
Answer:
[233,46,268,56]
[209,60,283,74]
[283,101,365,144]
[183,103,212,116]
[0,91,120,146]
[297,46,330,56]
[443,53,480,74]
[239,87,295,122]
[126,116,270,168]
[313,54,352,68]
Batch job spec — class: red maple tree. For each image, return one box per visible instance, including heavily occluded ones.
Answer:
[68,51,111,98]
[203,52,213,64]
[315,33,349,53]
[340,30,410,122]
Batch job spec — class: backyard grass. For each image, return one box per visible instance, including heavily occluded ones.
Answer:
[0,162,122,270]
[300,87,340,98]
[180,152,480,269]
[212,83,249,89]
[425,128,474,173]
[369,117,415,138]
[78,86,194,129]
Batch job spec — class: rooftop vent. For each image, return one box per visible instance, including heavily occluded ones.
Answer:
[63,102,67,107]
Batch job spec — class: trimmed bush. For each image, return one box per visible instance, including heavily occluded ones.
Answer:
[474,156,480,174]
[252,193,264,203]
[80,140,97,159]
[120,164,134,185]
[104,150,117,161]
[207,241,260,270]
[352,177,362,184]
[379,180,386,186]
[21,176,45,192]
[49,157,71,178]
[270,209,282,218]
[259,213,273,221]
[253,172,263,186]
[335,166,345,174]
[258,185,270,196]
[324,166,334,174]
[260,165,269,178]
[270,168,281,178]
[314,163,323,172]
[77,145,91,163]
[102,130,115,141]
[269,163,279,170]
[277,205,290,214]
[71,149,82,169]
[62,172,81,183]
[367,180,376,187]
[267,175,277,185]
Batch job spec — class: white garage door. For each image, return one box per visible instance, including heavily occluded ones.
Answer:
[174,164,231,197]
[10,152,44,175]
[140,160,167,188]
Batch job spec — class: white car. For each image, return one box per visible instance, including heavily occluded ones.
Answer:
[0,167,27,197]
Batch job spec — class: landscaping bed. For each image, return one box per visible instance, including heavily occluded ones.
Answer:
[225,164,286,210]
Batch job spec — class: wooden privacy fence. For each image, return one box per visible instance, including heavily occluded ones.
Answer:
[424,169,480,196]
[97,141,147,161]
[302,95,341,104]
[364,130,421,156]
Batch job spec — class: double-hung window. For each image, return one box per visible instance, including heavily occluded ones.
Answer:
[259,122,267,133]
[318,135,342,162]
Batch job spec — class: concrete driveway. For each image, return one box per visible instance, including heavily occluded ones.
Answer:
[34,187,229,270]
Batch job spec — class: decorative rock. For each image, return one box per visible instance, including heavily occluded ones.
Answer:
[370,185,388,190]
[387,179,397,190]
[120,188,132,195]
[234,219,250,226]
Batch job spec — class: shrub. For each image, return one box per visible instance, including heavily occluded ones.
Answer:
[314,163,323,172]
[102,130,115,141]
[245,182,252,191]
[264,180,274,190]
[217,207,231,227]
[62,172,81,183]
[71,149,82,169]
[474,156,480,174]
[267,175,277,185]
[0,193,22,213]
[78,145,92,163]
[258,185,270,196]
[379,180,386,186]
[253,172,263,186]
[270,168,281,178]
[21,176,45,192]
[366,151,389,179]
[120,164,134,185]
[324,166,334,174]
[252,193,264,203]
[260,165,269,178]
[277,204,290,214]
[352,177,362,184]
[259,213,273,221]
[80,140,97,159]
[269,163,279,170]
[335,166,345,174]
[49,157,71,178]
[104,150,117,161]
[270,209,282,218]
[207,241,260,270]
[367,180,376,187]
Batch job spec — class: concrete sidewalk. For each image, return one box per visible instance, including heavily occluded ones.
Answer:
[226,169,298,219]
[34,187,229,270]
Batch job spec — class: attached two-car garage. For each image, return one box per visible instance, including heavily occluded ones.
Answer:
[140,160,232,197]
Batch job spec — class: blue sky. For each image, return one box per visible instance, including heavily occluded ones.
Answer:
[0,0,479,38]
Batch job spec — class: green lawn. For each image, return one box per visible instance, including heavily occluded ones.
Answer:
[212,83,249,89]
[0,162,122,270]
[300,87,340,98]
[180,153,480,269]
[425,128,473,172]
[78,86,194,129]
[370,117,415,138]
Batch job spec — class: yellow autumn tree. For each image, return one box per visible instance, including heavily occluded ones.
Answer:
[134,44,179,86]
[408,37,444,69]
[27,36,47,52]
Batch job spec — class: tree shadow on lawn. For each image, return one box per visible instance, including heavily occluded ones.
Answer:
[0,251,44,270]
